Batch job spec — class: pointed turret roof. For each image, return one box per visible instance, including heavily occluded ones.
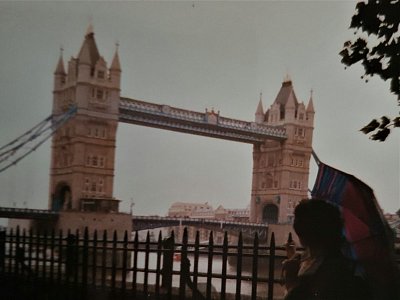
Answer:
[307,90,315,113]
[110,45,121,71]
[255,92,264,115]
[77,25,100,67]
[273,80,299,109]
[54,50,66,75]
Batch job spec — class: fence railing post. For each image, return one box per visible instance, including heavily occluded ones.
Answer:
[206,231,214,300]
[81,227,89,297]
[121,230,128,292]
[179,227,188,300]
[268,232,275,300]
[111,230,118,293]
[251,232,259,300]
[235,232,243,300]
[155,231,163,299]
[65,233,76,281]
[0,230,6,274]
[220,231,228,300]
[132,231,138,297]
[144,231,151,299]
[162,231,174,299]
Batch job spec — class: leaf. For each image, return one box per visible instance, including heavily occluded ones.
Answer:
[371,128,390,142]
[379,116,390,129]
[360,119,380,134]
[393,117,400,128]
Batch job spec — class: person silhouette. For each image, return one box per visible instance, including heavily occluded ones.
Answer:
[282,199,371,300]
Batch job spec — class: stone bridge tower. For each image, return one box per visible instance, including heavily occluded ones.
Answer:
[50,26,121,213]
[250,79,314,224]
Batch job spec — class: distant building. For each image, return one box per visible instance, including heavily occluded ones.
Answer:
[167,202,250,243]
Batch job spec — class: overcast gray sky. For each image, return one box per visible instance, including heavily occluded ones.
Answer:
[0,1,398,220]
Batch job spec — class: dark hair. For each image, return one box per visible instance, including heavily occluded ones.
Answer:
[293,199,343,251]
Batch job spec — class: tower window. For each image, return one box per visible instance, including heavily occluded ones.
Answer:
[92,156,98,166]
[97,71,105,79]
[96,89,104,100]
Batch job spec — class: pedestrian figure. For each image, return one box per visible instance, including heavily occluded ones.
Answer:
[282,199,372,300]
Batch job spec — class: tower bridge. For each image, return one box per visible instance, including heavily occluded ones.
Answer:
[119,97,286,143]
[5,26,315,236]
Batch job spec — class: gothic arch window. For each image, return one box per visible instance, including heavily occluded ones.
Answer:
[92,156,98,166]
[266,174,273,188]
[97,70,105,79]
[99,157,105,167]
[262,204,278,224]
[84,178,89,192]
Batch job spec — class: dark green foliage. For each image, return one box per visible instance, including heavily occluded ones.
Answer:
[340,0,400,141]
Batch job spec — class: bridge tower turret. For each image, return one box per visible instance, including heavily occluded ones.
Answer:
[250,79,314,224]
[49,25,121,213]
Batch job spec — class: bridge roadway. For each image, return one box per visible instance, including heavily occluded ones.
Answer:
[0,207,267,238]
[0,207,58,221]
[132,215,268,239]
[119,97,287,144]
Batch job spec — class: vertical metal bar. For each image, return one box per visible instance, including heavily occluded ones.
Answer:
[21,229,28,277]
[121,231,128,292]
[132,231,138,297]
[144,231,151,299]
[0,230,5,275]
[267,232,275,300]
[206,231,214,300]
[66,229,72,285]
[155,231,162,300]
[15,227,20,275]
[49,229,55,283]
[164,231,174,300]
[220,231,228,300]
[111,230,117,292]
[101,230,107,288]
[74,230,80,287]
[82,227,89,296]
[8,228,14,274]
[57,230,62,284]
[193,230,200,297]
[92,230,98,287]
[251,233,259,300]
[179,227,188,300]
[73,229,80,288]
[35,229,40,277]
[42,230,48,280]
[235,232,243,300]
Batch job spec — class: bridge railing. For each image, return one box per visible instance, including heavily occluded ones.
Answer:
[0,227,289,300]
[119,97,287,139]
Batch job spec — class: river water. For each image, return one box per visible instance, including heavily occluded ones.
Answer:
[127,252,286,299]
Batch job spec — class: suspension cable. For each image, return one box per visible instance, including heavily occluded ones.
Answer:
[0,106,77,173]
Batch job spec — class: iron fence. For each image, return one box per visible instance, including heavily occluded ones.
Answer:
[0,227,290,300]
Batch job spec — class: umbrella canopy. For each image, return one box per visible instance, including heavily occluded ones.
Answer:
[311,162,400,299]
